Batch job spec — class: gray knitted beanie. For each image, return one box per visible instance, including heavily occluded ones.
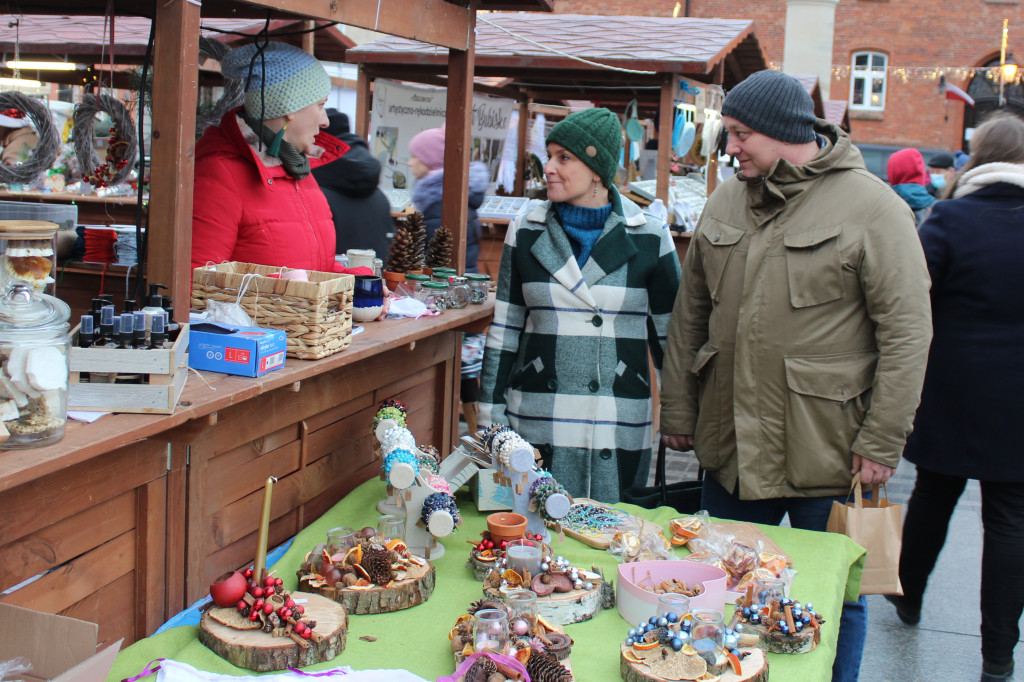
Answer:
[721,70,816,144]
[222,42,331,120]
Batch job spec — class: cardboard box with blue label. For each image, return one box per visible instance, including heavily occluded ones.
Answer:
[188,322,286,377]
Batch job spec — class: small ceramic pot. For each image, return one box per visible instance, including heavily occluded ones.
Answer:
[209,570,247,607]
[486,512,528,544]
[353,275,384,322]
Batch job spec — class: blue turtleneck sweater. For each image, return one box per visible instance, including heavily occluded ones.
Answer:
[554,202,612,266]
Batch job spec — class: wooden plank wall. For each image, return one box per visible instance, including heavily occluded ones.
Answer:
[179,331,458,605]
[0,438,173,646]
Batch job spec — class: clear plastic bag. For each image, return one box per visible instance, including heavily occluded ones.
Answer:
[205,298,254,327]
[0,656,32,682]
[608,516,674,563]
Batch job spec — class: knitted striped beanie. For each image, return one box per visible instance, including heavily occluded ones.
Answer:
[721,70,816,144]
[221,42,331,119]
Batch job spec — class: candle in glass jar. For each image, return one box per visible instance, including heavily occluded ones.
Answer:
[505,539,542,577]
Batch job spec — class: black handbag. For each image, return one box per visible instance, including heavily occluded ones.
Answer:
[621,440,704,513]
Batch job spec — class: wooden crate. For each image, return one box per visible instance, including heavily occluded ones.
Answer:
[68,324,189,414]
[190,262,353,360]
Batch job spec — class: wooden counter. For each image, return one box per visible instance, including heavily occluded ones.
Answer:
[0,301,492,648]
[0,190,143,226]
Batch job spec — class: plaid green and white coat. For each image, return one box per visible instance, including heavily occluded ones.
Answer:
[479,189,681,503]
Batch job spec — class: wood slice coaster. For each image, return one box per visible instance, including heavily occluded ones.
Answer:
[484,581,604,626]
[746,621,820,654]
[620,644,768,682]
[453,629,574,681]
[299,563,435,615]
[199,593,347,672]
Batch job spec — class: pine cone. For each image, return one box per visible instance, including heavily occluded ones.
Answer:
[426,224,454,269]
[408,212,427,270]
[464,655,496,682]
[386,217,416,273]
[525,651,573,682]
[361,544,393,585]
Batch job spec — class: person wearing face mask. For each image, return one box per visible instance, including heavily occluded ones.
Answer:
[925,151,956,197]
[887,148,937,227]
[479,108,681,504]
[191,42,350,273]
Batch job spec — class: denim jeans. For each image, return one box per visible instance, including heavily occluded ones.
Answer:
[701,475,868,682]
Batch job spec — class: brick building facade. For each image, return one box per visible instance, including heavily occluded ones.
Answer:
[552,0,1023,154]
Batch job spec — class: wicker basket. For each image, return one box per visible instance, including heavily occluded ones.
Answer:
[191,262,353,360]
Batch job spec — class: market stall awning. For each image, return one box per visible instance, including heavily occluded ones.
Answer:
[347,13,769,111]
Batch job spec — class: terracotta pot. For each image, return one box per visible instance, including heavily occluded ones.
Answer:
[382,270,406,288]
[209,570,247,607]
[487,512,528,544]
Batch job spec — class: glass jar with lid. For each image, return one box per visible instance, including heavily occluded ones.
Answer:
[0,281,71,448]
[431,267,456,283]
[446,276,471,310]
[404,272,430,298]
[0,220,59,296]
[419,281,449,312]
[465,273,491,304]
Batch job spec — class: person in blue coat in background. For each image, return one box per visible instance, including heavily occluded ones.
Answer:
[887,113,1024,682]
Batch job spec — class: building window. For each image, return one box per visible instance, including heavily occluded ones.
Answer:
[850,52,887,111]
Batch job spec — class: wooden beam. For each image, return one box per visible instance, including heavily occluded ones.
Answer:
[514,97,529,196]
[355,68,372,140]
[149,0,199,321]
[234,0,471,50]
[301,20,316,55]
[656,74,677,208]
[440,3,476,273]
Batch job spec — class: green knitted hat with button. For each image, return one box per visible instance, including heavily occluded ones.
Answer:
[221,41,332,120]
[546,108,623,188]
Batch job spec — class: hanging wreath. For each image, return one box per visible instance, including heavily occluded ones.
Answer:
[196,36,245,139]
[72,93,139,187]
[0,91,61,186]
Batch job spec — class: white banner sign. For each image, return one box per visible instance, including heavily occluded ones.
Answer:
[368,79,514,191]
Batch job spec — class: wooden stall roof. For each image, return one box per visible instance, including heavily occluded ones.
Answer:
[793,73,852,133]
[0,16,354,65]
[347,14,769,110]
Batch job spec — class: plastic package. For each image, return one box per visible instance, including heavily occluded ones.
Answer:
[608,516,674,563]
[0,656,32,682]
[204,299,254,327]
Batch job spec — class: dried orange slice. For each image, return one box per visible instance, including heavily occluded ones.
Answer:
[670,535,691,546]
[536,614,559,633]
[502,569,524,586]
[343,545,363,565]
[354,563,371,580]
[386,539,408,553]
[727,651,742,675]
[632,639,659,650]
[515,647,531,664]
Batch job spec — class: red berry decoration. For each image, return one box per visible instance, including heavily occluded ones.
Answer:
[249,609,260,622]
[275,578,283,587]
[281,608,292,619]
[293,622,306,635]
[248,580,258,592]
[264,576,275,587]
[262,602,274,615]
[284,598,296,608]
[265,586,276,596]
[244,568,254,579]
[236,600,247,611]
[253,598,265,610]
[293,605,304,616]
[301,629,312,640]
[252,587,264,598]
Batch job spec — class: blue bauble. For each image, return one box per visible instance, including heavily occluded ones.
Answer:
[657,617,669,628]
[667,612,680,623]
[624,637,635,646]
[671,638,683,652]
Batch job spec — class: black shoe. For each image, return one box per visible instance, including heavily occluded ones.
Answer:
[981,660,1014,681]
[883,594,921,625]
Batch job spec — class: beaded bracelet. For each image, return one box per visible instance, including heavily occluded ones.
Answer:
[380,426,416,455]
[371,405,407,434]
[379,398,408,415]
[418,443,441,464]
[483,424,512,451]
[420,491,461,527]
[425,474,451,494]
[529,473,554,497]
[417,453,441,474]
[561,502,629,538]
[531,478,570,524]
[382,448,418,477]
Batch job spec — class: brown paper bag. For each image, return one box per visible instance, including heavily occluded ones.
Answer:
[826,473,904,595]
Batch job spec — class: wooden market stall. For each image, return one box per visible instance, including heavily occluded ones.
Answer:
[0,0,552,649]
[346,13,769,271]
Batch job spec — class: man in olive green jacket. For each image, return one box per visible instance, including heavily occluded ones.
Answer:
[660,70,931,682]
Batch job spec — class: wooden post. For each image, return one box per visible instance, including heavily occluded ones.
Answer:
[514,97,530,197]
[149,0,199,322]
[355,68,372,140]
[441,1,477,273]
[657,74,677,209]
[302,20,316,55]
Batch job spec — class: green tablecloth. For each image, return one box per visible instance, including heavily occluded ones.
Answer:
[108,479,864,682]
